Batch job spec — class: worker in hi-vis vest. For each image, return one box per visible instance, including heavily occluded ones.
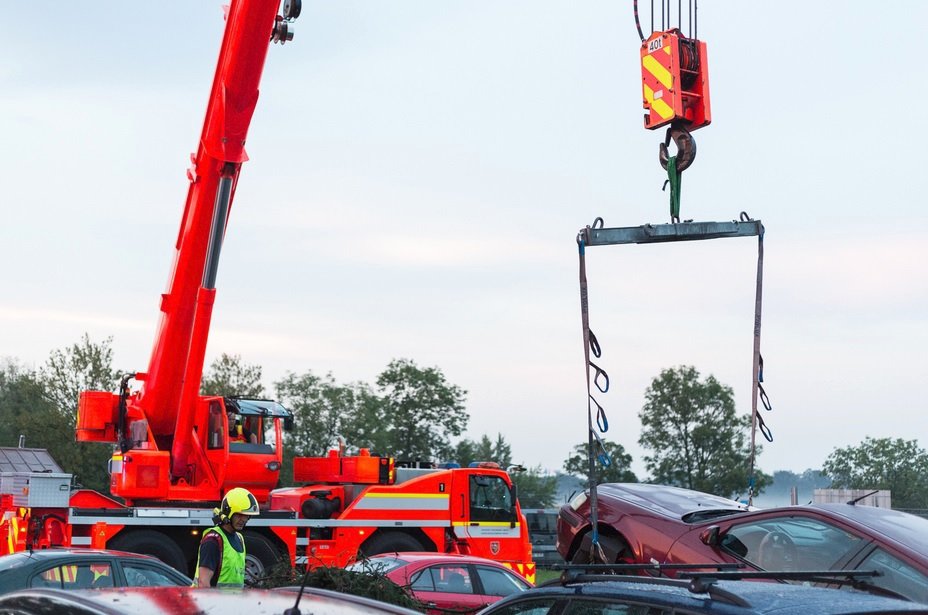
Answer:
[193,487,260,588]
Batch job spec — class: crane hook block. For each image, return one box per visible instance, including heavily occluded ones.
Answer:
[640,29,711,132]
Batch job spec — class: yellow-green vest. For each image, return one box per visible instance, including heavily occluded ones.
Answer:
[193,526,246,588]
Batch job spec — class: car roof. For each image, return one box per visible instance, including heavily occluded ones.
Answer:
[492,577,928,614]
[360,552,510,566]
[0,586,421,615]
[598,483,750,521]
[0,548,167,571]
[806,503,928,553]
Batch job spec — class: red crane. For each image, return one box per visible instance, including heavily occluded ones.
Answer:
[76,0,300,506]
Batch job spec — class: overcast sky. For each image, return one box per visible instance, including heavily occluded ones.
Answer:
[2,2,926,488]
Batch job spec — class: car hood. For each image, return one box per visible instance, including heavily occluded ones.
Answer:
[597,483,750,522]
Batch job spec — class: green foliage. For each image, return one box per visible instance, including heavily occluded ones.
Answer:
[823,437,928,509]
[38,333,117,422]
[201,353,265,397]
[638,365,770,500]
[1,336,117,493]
[251,561,423,611]
[376,359,468,462]
[510,466,558,508]
[563,441,638,484]
[275,370,382,486]
[452,433,512,467]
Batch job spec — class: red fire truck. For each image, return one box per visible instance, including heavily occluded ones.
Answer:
[2,0,533,583]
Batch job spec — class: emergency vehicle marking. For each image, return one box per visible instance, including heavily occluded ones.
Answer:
[642,54,672,89]
[452,521,522,538]
[643,84,674,120]
[353,492,449,511]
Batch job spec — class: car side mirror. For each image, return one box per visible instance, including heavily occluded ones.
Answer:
[283,416,294,431]
[700,525,720,546]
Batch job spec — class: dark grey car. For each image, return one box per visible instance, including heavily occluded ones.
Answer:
[0,548,191,594]
[480,574,928,615]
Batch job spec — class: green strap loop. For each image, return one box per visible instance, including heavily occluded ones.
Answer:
[664,155,682,222]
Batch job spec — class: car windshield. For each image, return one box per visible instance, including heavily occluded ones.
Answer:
[346,556,409,574]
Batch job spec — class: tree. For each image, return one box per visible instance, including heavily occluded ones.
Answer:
[38,333,117,422]
[638,365,770,499]
[511,466,558,508]
[563,441,638,484]
[201,353,265,397]
[29,333,118,493]
[452,433,512,467]
[375,359,468,462]
[822,437,928,510]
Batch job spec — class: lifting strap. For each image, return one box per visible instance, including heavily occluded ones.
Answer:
[746,212,773,506]
[577,218,610,564]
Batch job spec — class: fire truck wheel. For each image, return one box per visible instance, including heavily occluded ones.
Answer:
[243,531,283,585]
[360,532,425,557]
[108,530,187,574]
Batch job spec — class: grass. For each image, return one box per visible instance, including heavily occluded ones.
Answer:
[534,568,562,585]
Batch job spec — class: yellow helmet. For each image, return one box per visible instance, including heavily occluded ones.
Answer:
[219,487,260,521]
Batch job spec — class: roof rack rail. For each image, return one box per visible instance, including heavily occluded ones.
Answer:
[677,569,882,593]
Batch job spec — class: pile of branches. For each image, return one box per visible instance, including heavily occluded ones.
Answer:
[251,560,424,611]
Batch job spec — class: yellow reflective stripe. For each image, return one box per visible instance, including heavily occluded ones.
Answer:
[642,54,672,89]
[643,85,674,120]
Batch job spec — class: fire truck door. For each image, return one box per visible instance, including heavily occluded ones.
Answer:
[453,472,521,546]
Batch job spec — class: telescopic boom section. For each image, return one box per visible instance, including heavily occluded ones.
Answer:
[139,0,283,466]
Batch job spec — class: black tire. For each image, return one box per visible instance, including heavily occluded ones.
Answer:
[360,532,425,558]
[570,532,631,565]
[243,531,284,586]
[109,529,187,574]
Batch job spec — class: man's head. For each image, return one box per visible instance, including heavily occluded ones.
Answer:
[219,487,260,530]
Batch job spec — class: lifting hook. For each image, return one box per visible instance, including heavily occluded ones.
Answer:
[659,123,696,223]
[659,124,696,173]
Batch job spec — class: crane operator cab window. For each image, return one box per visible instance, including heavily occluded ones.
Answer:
[222,398,291,454]
[469,474,516,523]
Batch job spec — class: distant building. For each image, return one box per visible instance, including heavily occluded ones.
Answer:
[813,489,891,508]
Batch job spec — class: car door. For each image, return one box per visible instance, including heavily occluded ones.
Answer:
[473,564,531,604]
[409,564,488,613]
[714,513,869,572]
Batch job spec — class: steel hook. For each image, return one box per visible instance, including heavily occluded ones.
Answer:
[659,124,697,173]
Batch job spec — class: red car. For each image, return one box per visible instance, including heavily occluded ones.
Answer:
[557,483,928,603]
[347,552,532,613]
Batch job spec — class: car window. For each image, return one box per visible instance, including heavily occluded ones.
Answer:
[422,564,474,594]
[30,563,113,590]
[858,547,928,604]
[476,565,530,597]
[721,517,864,571]
[410,567,436,591]
[563,599,664,615]
[487,597,558,615]
[122,563,181,587]
[31,566,64,589]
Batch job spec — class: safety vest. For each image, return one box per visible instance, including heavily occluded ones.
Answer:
[230,424,246,443]
[193,526,247,588]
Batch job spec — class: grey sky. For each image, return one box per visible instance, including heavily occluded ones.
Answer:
[2,2,926,485]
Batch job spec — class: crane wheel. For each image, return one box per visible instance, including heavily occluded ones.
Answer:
[243,531,284,586]
[359,532,425,558]
[108,529,187,575]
